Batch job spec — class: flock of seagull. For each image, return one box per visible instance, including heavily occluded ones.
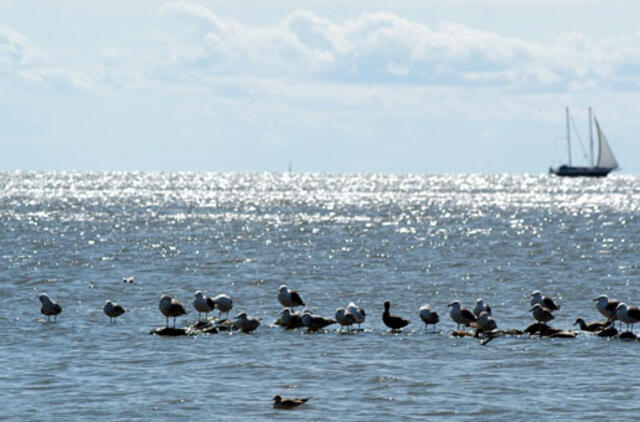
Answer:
[38,284,640,337]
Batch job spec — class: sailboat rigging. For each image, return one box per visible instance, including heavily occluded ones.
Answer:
[549,107,619,177]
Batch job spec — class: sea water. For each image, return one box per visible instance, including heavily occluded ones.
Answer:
[1,172,640,421]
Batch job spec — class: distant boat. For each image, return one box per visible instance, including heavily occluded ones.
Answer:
[549,107,619,177]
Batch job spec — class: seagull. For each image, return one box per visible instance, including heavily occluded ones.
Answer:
[234,312,261,333]
[593,294,620,321]
[382,301,410,331]
[530,290,561,311]
[193,290,215,321]
[615,303,640,333]
[472,298,492,317]
[301,310,336,331]
[277,285,305,308]
[273,395,310,409]
[159,295,188,328]
[447,300,477,330]
[529,303,554,323]
[573,318,606,332]
[345,302,366,328]
[418,304,439,332]
[472,311,497,333]
[39,293,62,322]
[103,300,126,323]
[335,308,356,330]
[212,294,233,319]
[279,308,304,329]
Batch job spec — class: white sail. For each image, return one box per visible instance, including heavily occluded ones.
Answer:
[594,117,619,169]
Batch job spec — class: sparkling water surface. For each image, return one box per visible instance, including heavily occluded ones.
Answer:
[2,172,640,421]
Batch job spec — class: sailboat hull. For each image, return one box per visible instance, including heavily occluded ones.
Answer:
[549,165,613,177]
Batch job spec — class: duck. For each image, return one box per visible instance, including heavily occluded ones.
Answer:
[39,293,62,322]
[573,318,606,332]
[279,308,304,329]
[382,301,410,331]
[273,395,310,409]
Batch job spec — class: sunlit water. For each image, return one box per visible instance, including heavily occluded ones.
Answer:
[2,172,640,421]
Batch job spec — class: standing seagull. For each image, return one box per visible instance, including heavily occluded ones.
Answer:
[159,295,188,328]
[335,308,356,330]
[193,290,215,321]
[212,294,233,319]
[277,285,305,308]
[615,303,640,333]
[447,300,477,330]
[419,304,440,332]
[346,302,366,328]
[382,301,410,331]
[529,303,554,323]
[593,294,620,321]
[473,298,492,317]
[103,300,126,323]
[530,290,561,311]
[39,293,62,322]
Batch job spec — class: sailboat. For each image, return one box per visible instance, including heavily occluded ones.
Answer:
[549,107,619,177]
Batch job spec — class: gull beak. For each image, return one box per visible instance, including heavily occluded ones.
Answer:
[528,307,535,312]
[592,298,598,302]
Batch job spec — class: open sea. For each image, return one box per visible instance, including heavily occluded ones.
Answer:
[2,172,640,421]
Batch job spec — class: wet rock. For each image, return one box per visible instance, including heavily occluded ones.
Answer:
[524,322,576,338]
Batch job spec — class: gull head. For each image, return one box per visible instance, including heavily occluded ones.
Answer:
[278,285,287,293]
[447,300,460,308]
[38,293,51,304]
[194,290,204,298]
[530,290,542,298]
[593,295,608,303]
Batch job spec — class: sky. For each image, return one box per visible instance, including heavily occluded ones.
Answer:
[1,0,639,173]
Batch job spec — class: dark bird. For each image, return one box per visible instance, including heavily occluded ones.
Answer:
[529,303,554,323]
[103,300,126,323]
[573,318,606,332]
[382,301,410,331]
[447,300,477,330]
[278,285,305,308]
[273,395,310,409]
[234,312,261,333]
[279,308,305,329]
[419,304,439,332]
[301,310,336,331]
[39,293,62,322]
[530,290,561,311]
[159,294,188,328]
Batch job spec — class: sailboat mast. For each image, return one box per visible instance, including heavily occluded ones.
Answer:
[566,107,572,165]
[589,107,594,167]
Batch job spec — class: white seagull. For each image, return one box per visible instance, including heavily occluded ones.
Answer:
[447,300,477,330]
[530,290,561,311]
[103,300,126,323]
[473,298,492,317]
[39,293,62,322]
[615,302,640,333]
[419,304,440,332]
[212,294,233,319]
[593,294,621,321]
[277,285,305,308]
[159,295,188,328]
[193,290,215,321]
[335,307,356,330]
[345,302,366,328]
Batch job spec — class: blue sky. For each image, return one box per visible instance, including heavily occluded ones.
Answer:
[1,0,639,173]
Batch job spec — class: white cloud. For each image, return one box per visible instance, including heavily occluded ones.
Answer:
[155,4,640,92]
